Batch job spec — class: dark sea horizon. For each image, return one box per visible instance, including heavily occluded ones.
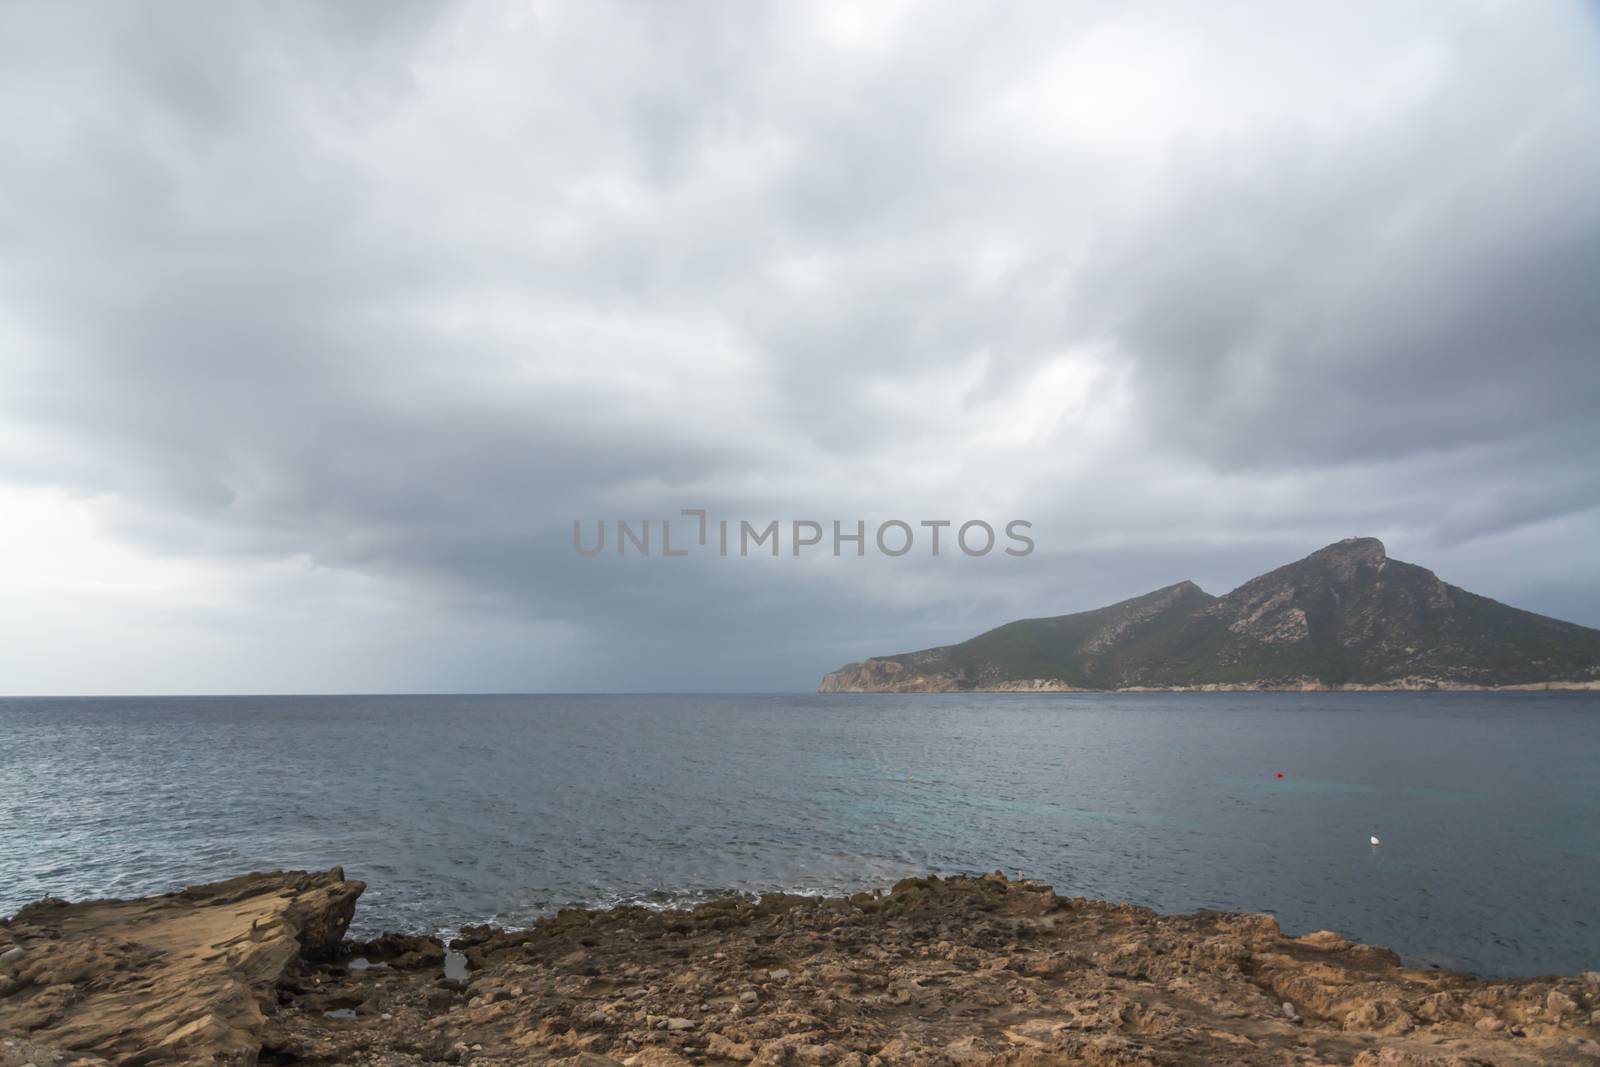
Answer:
[1,691,1595,979]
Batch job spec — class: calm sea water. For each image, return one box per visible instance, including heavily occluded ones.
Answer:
[0,693,1595,977]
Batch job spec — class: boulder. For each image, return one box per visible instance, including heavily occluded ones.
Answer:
[0,868,362,1065]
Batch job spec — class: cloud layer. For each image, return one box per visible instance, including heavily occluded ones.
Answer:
[2,1,1598,693]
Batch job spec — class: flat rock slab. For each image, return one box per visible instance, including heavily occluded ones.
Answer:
[0,869,362,1065]
[275,873,1600,1067]
[7,869,1600,1067]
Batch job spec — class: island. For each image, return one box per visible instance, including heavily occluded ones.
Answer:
[819,538,1600,693]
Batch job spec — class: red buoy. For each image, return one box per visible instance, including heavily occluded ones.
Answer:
[1275,771,1284,779]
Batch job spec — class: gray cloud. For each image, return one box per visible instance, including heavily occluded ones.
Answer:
[1,1,1597,694]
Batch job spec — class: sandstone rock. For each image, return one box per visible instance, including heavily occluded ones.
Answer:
[1342,999,1416,1035]
[1297,929,1351,951]
[707,1032,755,1061]
[0,868,361,1065]
[1348,943,1403,966]
[0,1035,113,1067]
[1353,1050,1429,1067]
[9,869,1598,1067]
[942,1036,991,1065]
[558,1055,626,1067]
[346,931,445,970]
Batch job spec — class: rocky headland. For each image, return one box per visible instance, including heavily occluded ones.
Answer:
[819,538,1600,693]
[4,870,1599,1067]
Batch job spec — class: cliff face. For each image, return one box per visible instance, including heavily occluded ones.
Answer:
[819,538,1600,692]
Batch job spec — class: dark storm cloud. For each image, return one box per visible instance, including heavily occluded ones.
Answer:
[1,1,1597,693]
[1082,109,1600,471]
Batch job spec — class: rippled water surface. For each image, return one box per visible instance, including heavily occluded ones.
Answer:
[1,692,1595,976]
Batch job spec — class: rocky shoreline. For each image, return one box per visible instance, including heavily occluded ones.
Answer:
[3,870,1598,1067]
[816,663,1600,693]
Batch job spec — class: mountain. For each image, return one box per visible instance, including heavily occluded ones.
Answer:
[818,538,1600,692]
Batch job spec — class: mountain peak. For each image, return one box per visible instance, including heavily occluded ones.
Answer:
[1312,536,1386,562]
[1285,537,1388,584]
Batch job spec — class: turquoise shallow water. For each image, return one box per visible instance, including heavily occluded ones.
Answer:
[0,691,1595,977]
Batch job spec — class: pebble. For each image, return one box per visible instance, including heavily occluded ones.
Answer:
[665,1017,696,1031]
[0,947,24,966]
[769,968,792,981]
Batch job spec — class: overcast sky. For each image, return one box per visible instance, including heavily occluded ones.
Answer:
[2,1,1598,694]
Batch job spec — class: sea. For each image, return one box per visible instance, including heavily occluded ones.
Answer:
[1,692,1595,978]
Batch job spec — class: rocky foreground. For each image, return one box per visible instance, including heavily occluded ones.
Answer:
[3,871,1598,1067]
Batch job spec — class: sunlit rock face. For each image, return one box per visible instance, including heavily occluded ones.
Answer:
[0,868,363,1065]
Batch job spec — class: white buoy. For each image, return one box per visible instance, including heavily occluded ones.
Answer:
[1370,835,1381,847]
